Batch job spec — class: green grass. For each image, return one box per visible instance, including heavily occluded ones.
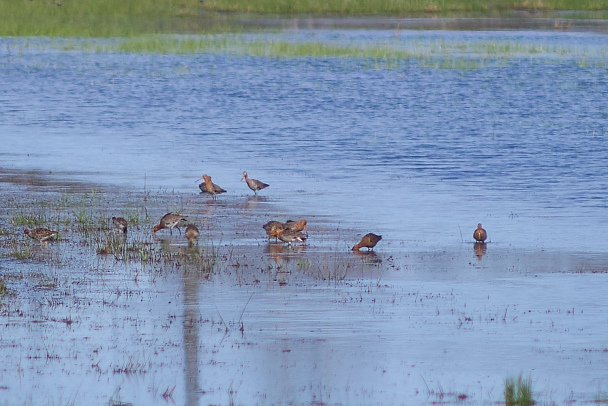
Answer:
[47,34,607,71]
[0,0,606,38]
[203,0,608,15]
[505,374,535,406]
[0,0,208,37]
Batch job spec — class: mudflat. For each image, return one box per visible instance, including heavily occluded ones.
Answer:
[1,171,606,405]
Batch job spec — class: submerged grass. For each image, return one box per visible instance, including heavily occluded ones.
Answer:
[505,374,535,406]
[51,34,608,71]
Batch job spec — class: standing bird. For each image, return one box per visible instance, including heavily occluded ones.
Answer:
[283,219,307,233]
[473,223,487,243]
[153,213,187,235]
[352,233,382,251]
[24,228,58,244]
[197,174,227,199]
[112,216,128,234]
[242,171,269,195]
[276,228,307,246]
[263,220,284,242]
[185,224,200,245]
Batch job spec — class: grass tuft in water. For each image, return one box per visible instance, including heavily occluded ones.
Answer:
[11,211,48,227]
[505,374,535,406]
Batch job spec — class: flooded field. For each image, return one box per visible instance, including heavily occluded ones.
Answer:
[1,26,608,405]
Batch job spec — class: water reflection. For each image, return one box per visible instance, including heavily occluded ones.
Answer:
[352,249,382,265]
[243,195,269,211]
[474,242,487,261]
[182,269,201,406]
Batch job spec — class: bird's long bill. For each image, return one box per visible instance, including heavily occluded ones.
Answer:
[195,175,205,182]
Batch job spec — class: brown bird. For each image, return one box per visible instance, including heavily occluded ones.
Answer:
[24,228,58,244]
[242,171,269,195]
[263,220,284,242]
[283,219,307,233]
[352,233,382,251]
[276,228,307,246]
[197,174,227,199]
[153,213,187,235]
[185,224,200,245]
[473,223,487,243]
[112,216,128,234]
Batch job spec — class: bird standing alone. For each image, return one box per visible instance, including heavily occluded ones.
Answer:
[24,228,58,245]
[242,171,269,195]
[473,223,487,243]
[352,233,382,251]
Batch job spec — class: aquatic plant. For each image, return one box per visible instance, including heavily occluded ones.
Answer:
[505,374,535,406]
[11,211,48,227]
[7,246,34,261]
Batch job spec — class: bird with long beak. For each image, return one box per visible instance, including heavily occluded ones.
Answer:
[153,213,187,235]
[242,171,269,195]
[352,233,382,251]
[196,174,227,199]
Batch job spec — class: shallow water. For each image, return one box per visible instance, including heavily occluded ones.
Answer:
[1,27,608,405]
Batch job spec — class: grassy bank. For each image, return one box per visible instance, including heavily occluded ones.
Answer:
[1,0,606,37]
[0,0,208,37]
[203,0,607,16]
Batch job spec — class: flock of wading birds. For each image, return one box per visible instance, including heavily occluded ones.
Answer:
[22,171,489,251]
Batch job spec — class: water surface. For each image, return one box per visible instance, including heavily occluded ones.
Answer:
[1,28,608,405]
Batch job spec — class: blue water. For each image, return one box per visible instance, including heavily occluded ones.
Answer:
[2,28,608,406]
[1,30,607,252]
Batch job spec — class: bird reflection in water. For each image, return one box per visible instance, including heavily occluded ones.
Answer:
[474,242,487,261]
[352,249,382,265]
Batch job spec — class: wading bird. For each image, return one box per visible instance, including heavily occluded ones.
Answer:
[185,224,200,245]
[24,228,58,245]
[352,233,382,251]
[197,174,227,199]
[473,223,487,243]
[283,219,307,233]
[263,220,284,242]
[153,213,187,235]
[112,216,128,234]
[242,171,269,195]
[276,228,307,246]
